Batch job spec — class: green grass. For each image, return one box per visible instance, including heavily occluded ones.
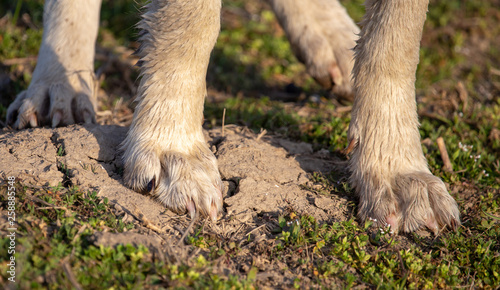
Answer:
[205,96,351,152]
[271,206,500,288]
[0,182,253,288]
[1,0,499,288]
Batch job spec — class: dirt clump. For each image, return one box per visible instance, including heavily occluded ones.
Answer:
[0,124,353,286]
[0,123,350,227]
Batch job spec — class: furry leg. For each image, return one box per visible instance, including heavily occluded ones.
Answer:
[347,0,460,233]
[6,0,101,128]
[269,0,359,100]
[122,0,223,221]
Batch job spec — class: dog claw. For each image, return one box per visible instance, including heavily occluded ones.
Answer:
[146,177,156,193]
[52,111,62,128]
[425,216,439,235]
[83,110,94,124]
[187,199,196,220]
[29,113,38,128]
[386,213,398,234]
[209,201,218,223]
[329,64,343,87]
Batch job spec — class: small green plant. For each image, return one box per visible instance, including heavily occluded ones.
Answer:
[56,145,65,156]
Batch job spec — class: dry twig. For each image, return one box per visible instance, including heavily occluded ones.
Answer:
[61,257,83,290]
[437,137,453,172]
[457,81,468,113]
[222,108,226,138]
[256,129,267,141]
[178,215,197,245]
[2,56,37,66]
[132,206,163,233]
[71,224,88,258]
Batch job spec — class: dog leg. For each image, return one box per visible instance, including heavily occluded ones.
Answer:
[269,0,359,100]
[348,0,460,233]
[122,0,223,220]
[6,0,101,128]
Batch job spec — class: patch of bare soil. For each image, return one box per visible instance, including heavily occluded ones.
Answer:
[0,124,352,285]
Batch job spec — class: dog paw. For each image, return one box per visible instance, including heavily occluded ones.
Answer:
[6,71,97,129]
[122,137,224,221]
[296,18,358,101]
[347,131,460,234]
[353,169,460,234]
[271,0,359,100]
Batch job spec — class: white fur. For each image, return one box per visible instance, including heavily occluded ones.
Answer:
[348,0,460,233]
[121,0,224,220]
[6,0,460,231]
[6,0,101,128]
[269,0,359,99]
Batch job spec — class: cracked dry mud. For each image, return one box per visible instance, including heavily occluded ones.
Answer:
[0,124,352,283]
